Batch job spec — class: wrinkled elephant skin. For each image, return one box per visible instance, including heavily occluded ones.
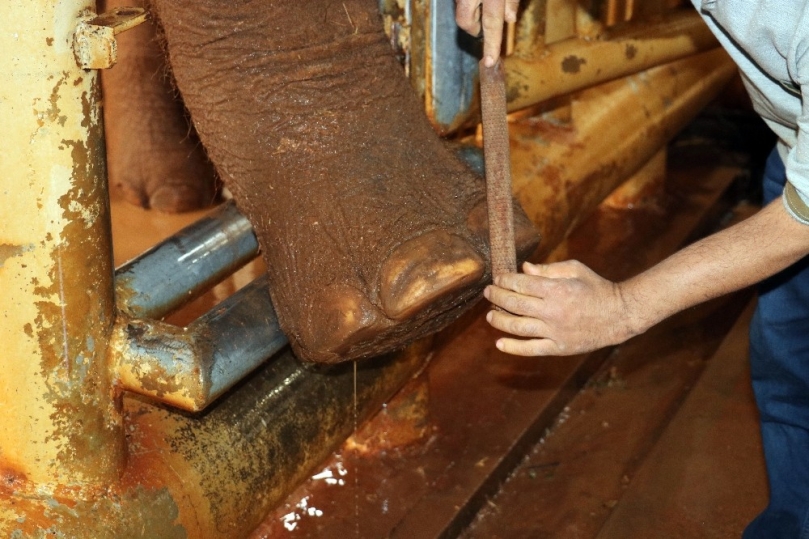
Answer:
[142,0,539,363]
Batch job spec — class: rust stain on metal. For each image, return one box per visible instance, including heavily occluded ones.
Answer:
[0,244,25,268]
[159,344,429,535]
[561,55,587,74]
[89,6,148,30]
[25,72,123,487]
[112,317,210,410]
[509,50,736,261]
[119,320,210,409]
[505,80,531,106]
[502,11,719,115]
[2,484,188,538]
[41,73,69,126]
[0,461,28,495]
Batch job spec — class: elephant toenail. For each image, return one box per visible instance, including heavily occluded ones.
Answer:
[379,231,485,320]
[302,284,386,359]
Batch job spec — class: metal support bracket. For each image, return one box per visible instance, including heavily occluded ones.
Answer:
[73,6,148,69]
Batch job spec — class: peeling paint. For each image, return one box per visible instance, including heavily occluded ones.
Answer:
[1,0,123,495]
[48,73,67,124]
[561,55,587,74]
[1,485,187,538]
[0,244,31,268]
[502,10,719,114]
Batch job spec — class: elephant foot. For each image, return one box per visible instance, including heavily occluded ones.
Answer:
[151,0,539,362]
[101,0,219,213]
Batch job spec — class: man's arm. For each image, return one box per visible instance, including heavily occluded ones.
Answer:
[455,0,520,67]
[484,198,809,356]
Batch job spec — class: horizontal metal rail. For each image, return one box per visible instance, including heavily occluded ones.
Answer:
[504,9,719,113]
[112,275,289,411]
[115,200,259,320]
[111,200,286,411]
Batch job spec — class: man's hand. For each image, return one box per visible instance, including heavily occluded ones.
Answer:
[485,198,809,358]
[484,260,641,356]
[456,0,520,67]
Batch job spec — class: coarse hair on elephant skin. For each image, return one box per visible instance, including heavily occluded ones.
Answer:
[142,0,540,363]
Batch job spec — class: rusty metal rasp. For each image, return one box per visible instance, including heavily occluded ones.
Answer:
[479,59,517,279]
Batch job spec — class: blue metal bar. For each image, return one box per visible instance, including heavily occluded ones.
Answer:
[194,275,289,403]
[115,201,259,320]
[428,0,480,134]
[113,275,288,411]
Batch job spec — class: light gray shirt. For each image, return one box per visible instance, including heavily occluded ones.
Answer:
[691,0,809,223]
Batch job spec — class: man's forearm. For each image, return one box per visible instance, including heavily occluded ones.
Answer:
[621,198,809,335]
[484,197,809,357]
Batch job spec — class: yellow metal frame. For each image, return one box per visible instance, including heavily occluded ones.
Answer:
[1,0,123,493]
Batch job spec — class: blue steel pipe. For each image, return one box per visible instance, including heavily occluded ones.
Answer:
[198,275,289,402]
[112,275,289,411]
[111,200,287,410]
[115,200,259,320]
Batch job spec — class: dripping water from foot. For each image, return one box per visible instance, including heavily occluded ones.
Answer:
[353,360,359,539]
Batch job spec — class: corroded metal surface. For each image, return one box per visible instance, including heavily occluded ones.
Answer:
[414,5,717,134]
[112,317,210,411]
[3,339,429,537]
[112,275,288,411]
[74,6,148,69]
[602,148,667,209]
[346,370,432,453]
[120,343,430,538]
[89,6,149,34]
[0,0,124,496]
[505,9,719,113]
[513,0,547,56]
[511,49,737,259]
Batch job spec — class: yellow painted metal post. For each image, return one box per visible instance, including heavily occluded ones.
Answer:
[0,0,124,495]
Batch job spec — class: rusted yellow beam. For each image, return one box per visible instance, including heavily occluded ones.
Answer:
[505,9,718,112]
[511,48,737,258]
[0,0,124,495]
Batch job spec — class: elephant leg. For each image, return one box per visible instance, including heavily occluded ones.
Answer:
[149,0,539,363]
[101,0,219,212]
